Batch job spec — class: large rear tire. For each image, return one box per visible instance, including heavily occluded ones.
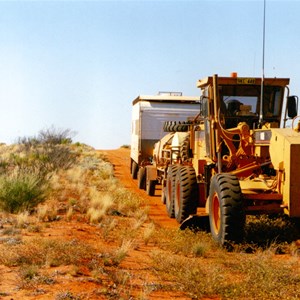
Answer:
[209,173,245,246]
[166,165,180,218]
[174,166,198,223]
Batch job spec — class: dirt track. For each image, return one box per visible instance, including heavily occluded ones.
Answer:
[104,147,179,229]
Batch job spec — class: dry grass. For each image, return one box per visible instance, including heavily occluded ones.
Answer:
[149,227,217,257]
[55,291,82,300]
[137,220,300,299]
[1,142,300,299]
[111,239,134,266]
[112,187,146,217]
[143,222,156,245]
[150,231,300,300]
[0,237,100,268]
[66,206,73,221]
[86,189,114,223]
[36,203,58,222]
[15,211,30,228]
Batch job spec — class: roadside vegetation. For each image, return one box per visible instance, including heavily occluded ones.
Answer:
[0,127,300,299]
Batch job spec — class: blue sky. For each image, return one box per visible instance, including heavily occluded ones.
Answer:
[0,0,299,149]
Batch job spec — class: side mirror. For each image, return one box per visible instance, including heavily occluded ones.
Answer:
[287,96,298,118]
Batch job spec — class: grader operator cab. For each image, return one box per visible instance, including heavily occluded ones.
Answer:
[146,73,300,245]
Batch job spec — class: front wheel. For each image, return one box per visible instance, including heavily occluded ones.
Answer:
[174,166,198,223]
[209,173,245,246]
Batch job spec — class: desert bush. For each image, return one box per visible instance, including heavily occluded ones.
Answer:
[18,126,75,146]
[1,226,21,236]
[0,238,101,268]
[37,127,75,145]
[19,264,40,281]
[78,155,101,171]
[17,264,55,288]
[151,248,300,299]
[14,127,77,177]
[112,187,146,216]
[26,224,42,233]
[66,207,73,221]
[154,250,225,293]
[0,128,79,214]
[151,228,216,257]
[96,160,114,180]
[86,189,115,223]
[90,189,114,211]
[0,129,76,178]
[55,291,81,300]
[15,211,30,228]
[87,207,105,224]
[36,204,49,221]
[100,218,118,241]
[111,239,133,266]
[132,210,148,230]
[0,173,47,213]
[232,253,300,299]
[36,203,58,222]
[44,239,96,267]
[143,222,156,245]
[244,215,300,247]
[15,143,77,176]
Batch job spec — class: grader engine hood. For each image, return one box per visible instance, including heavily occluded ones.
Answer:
[270,128,300,217]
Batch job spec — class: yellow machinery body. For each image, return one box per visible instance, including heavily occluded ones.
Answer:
[270,128,300,217]
[137,74,300,245]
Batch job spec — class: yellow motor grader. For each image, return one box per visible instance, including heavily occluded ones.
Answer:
[147,73,300,245]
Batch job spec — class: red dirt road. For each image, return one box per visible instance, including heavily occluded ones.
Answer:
[104,147,179,229]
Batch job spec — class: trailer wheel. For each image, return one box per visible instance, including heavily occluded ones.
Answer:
[174,166,198,223]
[146,180,156,196]
[166,165,180,218]
[131,161,138,179]
[209,173,245,246]
[137,167,146,190]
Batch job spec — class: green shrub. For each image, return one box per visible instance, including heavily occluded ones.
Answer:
[0,173,47,213]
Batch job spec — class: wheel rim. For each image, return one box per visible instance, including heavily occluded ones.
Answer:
[212,192,221,234]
